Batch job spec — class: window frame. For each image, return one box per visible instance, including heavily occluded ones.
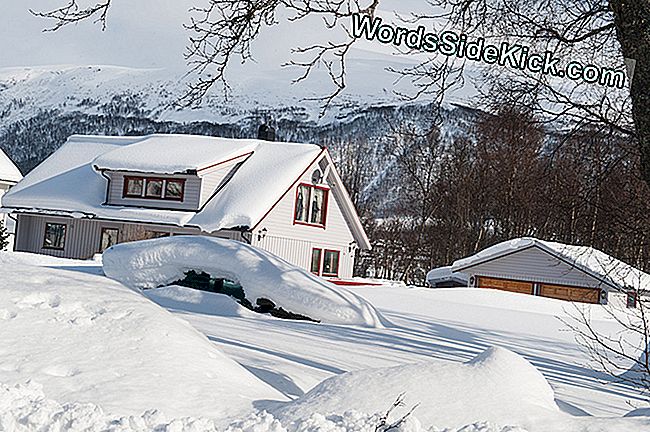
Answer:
[123,176,144,198]
[99,227,120,253]
[311,248,323,275]
[122,176,186,202]
[627,290,638,309]
[42,222,67,251]
[321,249,340,277]
[293,183,329,228]
[144,178,164,199]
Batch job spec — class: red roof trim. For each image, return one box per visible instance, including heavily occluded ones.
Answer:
[196,151,254,174]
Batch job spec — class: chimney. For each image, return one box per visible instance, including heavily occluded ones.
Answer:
[257,124,276,142]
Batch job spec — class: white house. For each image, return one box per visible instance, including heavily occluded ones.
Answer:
[0,148,23,235]
[1,134,370,280]
[448,237,648,307]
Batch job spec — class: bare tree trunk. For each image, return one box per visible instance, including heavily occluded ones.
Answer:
[610,0,650,186]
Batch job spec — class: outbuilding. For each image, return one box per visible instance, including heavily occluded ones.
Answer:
[450,237,648,307]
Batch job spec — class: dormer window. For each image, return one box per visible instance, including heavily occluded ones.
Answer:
[145,179,163,198]
[294,183,328,227]
[123,176,185,201]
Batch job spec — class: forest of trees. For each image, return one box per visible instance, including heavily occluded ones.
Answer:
[339,106,650,285]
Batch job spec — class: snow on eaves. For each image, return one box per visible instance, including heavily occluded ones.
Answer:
[2,134,323,232]
[452,237,650,292]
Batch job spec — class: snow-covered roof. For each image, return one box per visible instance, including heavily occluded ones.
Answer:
[452,237,650,291]
[2,134,360,236]
[92,135,258,174]
[0,148,22,184]
[426,266,468,286]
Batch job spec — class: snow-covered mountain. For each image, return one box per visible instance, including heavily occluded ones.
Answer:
[0,63,481,217]
[0,1,479,208]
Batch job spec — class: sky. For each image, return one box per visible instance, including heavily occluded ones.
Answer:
[1,0,192,69]
[0,1,475,106]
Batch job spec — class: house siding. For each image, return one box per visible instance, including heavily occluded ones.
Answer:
[462,246,612,290]
[14,214,243,260]
[105,171,202,211]
[250,156,357,279]
[198,154,250,207]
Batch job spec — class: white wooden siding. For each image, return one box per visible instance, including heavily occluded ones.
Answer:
[14,214,243,259]
[251,156,356,279]
[463,246,612,290]
[105,171,201,211]
[0,183,11,228]
[198,154,250,207]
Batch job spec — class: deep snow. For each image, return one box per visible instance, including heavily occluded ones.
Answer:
[0,252,281,422]
[102,236,385,327]
[1,251,649,431]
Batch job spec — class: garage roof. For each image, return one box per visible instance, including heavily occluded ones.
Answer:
[452,238,650,292]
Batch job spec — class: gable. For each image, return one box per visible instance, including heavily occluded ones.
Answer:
[455,246,617,291]
[251,151,370,249]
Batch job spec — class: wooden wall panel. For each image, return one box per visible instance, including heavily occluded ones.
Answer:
[477,276,534,295]
[540,283,600,304]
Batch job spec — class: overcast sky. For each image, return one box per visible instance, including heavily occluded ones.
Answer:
[1,0,194,69]
[1,1,475,104]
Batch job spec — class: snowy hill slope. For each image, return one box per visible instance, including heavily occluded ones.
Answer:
[0,252,283,421]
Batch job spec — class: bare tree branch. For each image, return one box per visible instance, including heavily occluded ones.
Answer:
[31,0,112,31]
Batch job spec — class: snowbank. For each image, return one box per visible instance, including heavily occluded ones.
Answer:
[0,256,281,421]
[274,347,557,429]
[102,236,385,327]
[0,380,530,432]
[3,376,648,432]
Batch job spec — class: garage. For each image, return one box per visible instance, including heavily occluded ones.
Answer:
[445,237,645,306]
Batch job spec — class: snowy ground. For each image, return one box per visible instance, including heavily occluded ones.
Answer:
[1,251,649,431]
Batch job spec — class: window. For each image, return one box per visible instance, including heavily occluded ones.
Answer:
[100,228,119,252]
[122,176,186,201]
[295,185,311,223]
[43,223,66,250]
[322,250,340,277]
[146,231,171,239]
[124,177,143,197]
[165,180,184,200]
[145,179,163,198]
[311,188,326,225]
[311,249,322,275]
[627,291,638,309]
[294,184,328,227]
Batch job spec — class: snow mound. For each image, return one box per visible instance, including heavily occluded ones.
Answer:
[145,285,258,318]
[0,258,281,421]
[102,236,385,327]
[274,347,557,430]
[0,380,531,432]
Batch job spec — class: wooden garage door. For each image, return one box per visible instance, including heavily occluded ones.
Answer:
[477,276,533,295]
[539,283,600,304]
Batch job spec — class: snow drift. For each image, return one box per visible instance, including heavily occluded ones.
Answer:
[102,236,385,327]
[274,347,558,429]
[0,380,534,432]
[0,253,281,421]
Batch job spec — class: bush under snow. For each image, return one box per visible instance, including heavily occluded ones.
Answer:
[102,236,386,327]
